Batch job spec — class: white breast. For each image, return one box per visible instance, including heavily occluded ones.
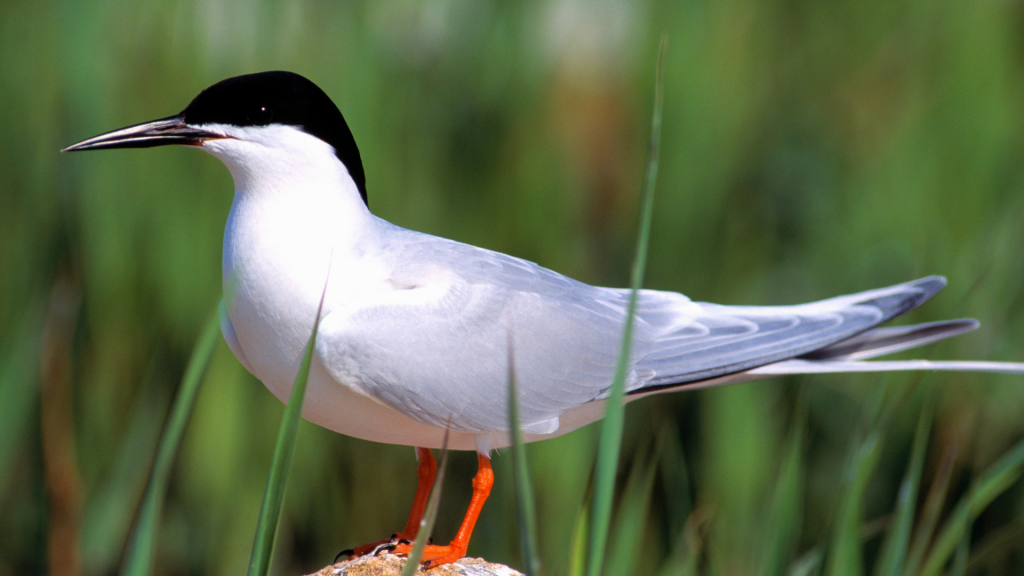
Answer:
[202,124,380,401]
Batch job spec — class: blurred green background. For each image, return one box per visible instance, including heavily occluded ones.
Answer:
[3,1,1024,575]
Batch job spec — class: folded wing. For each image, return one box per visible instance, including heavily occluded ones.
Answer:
[316,229,1014,435]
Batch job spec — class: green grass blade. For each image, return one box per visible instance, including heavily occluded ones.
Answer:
[246,288,328,576]
[874,401,932,576]
[918,438,1024,576]
[949,528,969,576]
[587,35,666,576]
[826,431,883,576]
[902,444,957,576]
[658,504,708,576]
[507,344,542,575]
[789,549,824,576]
[401,427,451,576]
[82,361,171,573]
[604,453,658,576]
[121,307,221,576]
[825,396,886,576]
[763,394,807,576]
[568,503,590,576]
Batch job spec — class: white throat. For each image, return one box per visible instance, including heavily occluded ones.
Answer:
[201,123,375,389]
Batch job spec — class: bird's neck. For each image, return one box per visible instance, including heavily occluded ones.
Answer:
[208,132,373,250]
[218,154,378,387]
[221,156,374,284]
[216,134,378,311]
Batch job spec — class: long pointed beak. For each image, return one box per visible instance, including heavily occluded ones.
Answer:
[62,114,228,152]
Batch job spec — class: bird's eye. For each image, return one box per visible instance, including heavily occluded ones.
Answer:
[252,105,274,125]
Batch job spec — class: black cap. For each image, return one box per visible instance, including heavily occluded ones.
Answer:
[182,71,367,205]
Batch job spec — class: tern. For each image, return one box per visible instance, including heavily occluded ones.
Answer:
[64,71,1024,568]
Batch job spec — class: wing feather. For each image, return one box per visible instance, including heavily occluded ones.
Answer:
[316,226,953,433]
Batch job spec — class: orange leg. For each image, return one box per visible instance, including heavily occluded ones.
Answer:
[337,447,437,559]
[399,446,438,538]
[391,453,494,569]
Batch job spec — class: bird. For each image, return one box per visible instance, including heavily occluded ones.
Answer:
[64,70,1024,568]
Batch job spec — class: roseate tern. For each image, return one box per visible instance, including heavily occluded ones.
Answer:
[64,71,1024,567]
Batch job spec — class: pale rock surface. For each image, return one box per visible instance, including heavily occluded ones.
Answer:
[306,555,525,576]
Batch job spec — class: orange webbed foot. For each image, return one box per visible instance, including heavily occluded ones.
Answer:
[378,453,493,569]
[334,448,438,562]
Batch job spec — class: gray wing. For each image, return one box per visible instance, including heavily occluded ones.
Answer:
[316,226,947,433]
[629,276,947,393]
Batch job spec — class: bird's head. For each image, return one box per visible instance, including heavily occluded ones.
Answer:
[63,71,368,206]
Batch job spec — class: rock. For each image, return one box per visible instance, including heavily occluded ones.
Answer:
[307,555,525,576]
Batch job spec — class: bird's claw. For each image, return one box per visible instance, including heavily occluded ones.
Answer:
[374,544,397,556]
[333,549,355,563]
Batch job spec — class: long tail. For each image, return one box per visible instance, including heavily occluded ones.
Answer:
[715,316,1024,383]
[751,358,1024,376]
[799,319,979,361]
[780,316,1024,374]
[629,277,1024,398]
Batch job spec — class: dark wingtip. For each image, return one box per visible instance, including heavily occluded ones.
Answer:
[903,275,948,312]
[913,275,947,298]
[855,275,948,324]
